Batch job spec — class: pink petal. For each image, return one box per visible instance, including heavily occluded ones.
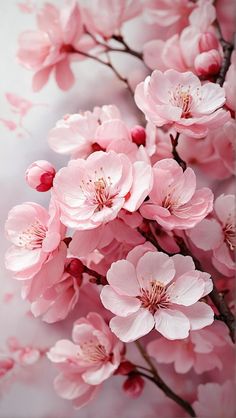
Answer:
[110,310,154,342]
[100,285,141,317]
[154,309,190,339]
[82,362,116,385]
[178,302,214,331]
[167,271,205,306]
[107,260,140,296]
[55,58,75,90]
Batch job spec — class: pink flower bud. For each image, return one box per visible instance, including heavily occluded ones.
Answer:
[194,50,221,76]
[65,258,84,285]
[114,361,135,375]
[0,357,14,377]
[199,32,220,52]
[26,160,56,192]
[131,125,146,146]
[123,375,145,398]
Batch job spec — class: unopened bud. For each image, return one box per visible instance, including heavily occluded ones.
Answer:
[123,375,145,398]
[199,32,220,52]
[0,357,14,377]
[194,49,221,76]
[131,125,146,146]
[65,258,84,285]
[26,160,56,192]
[114,361,135,375]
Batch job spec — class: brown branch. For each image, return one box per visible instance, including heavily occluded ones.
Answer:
[135,341,196,417]
[83,266,108,285]
[112,34,143,60]
[216,40,234,86]
[170,132,187,171]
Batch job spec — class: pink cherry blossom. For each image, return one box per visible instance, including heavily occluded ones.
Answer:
[47,312,124,408]
[140,159,213,230]
[53,150,153,230]
[193,380,236,418]
[224,51,236,113]
[24,247,83,323]
[144,0,194,34]
[100,251,213,342]
[178,120,235,180]
[135,69,229,137]
[147,321,232,374]
[17,1,94,91]
[143,1,221,75]
[5,199,65,280]
[187,194,235,277]
[48,105,131,159]
[25,160,56,192]
[79,0,142,39]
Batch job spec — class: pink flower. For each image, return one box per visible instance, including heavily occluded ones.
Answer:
[17,2,93,90]
[193,380,236,418]
[48,105,131,159]
[25,160,56,192]
[53,151,153,230]
[5,199,65,279]
[26,249,83,323]
[100,251,213,342]
[144,0,194,33]
[147,321,231,374]
[143,1,221,74]
[135,69,229,137]
[187,194,235,277]
[80,0,142,38]
[47,312,124,408]
[178,120,235,180]
[140,159,213,230]
[224,51,236,113]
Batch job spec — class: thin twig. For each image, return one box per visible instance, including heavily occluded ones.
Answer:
[170,132,187,171]
[135,341,196,417]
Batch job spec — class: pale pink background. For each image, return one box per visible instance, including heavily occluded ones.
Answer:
[0,2,234,417]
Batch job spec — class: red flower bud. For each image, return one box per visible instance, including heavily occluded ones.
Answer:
[131,125,146,146]
[123,375,145,398]
[65,258,84,285]
[194,49,221,76]
[25,160,56,192]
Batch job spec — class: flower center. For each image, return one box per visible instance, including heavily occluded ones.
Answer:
[169,84,196,118]
[79,340,110,364]
[223,222,236,251]
[138,281,170,314]
[80,167,118,211]
[18,220,47,249]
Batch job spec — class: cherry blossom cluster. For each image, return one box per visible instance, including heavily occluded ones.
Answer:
[4,0,235,417]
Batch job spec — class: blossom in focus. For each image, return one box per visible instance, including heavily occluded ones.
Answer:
[192,380,236,418]
[101,251,213,342]
[147,321,232,374]
[5,199,65,279]
[140,159,213,230]
[135,69,229,137]
[53,151,153,230]
[17,1,94,90]
[47,312,124,408]
[25,160,56,192]
[79,0,142,38]
[187,194,235,277]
